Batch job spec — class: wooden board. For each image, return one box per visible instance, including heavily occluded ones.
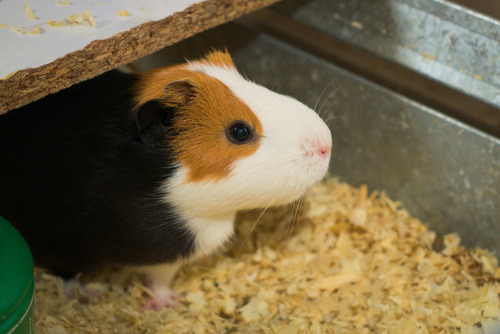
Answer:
[0,0,280,115]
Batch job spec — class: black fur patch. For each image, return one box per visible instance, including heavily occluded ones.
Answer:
[0,70,195,276]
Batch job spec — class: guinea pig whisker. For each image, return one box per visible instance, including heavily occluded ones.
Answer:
[238,209,267,254]
[283,206,293,242]
[237,200,275,257]
[288,201,300,239]
[313,73,342,113]
[295,196,305,231]
[283,196,304,242]
[272,55,288,92]
[318,88,340,120]
[276,65,297,94]
[322,114,337,127]
[319,107,336,128]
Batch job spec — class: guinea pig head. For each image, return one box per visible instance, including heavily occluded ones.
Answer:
[134,51,332,219]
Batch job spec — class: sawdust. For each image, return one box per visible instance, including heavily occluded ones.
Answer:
[47,9,96,28]
[0,23,40,35]
[24,3,38,21]
[1,4,95,35]
[116,10,131,18]
[33,179,500,333]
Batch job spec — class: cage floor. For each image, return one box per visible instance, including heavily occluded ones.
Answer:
[34,179,500,334]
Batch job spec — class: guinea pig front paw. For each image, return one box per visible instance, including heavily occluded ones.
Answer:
[144,285,180,310]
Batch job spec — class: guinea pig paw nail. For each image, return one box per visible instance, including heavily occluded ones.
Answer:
[144,287,180,310]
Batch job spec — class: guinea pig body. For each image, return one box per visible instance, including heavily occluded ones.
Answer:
[0,70,192,273]
[0,51,331,309]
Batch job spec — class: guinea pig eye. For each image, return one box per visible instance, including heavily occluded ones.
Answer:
[226,121,253,144]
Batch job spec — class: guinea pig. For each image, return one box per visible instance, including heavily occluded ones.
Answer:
[0,50,332,310]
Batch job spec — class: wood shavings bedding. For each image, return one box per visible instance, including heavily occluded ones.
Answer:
[0,23,40,35]
[1,3,96,36]
[33,179,500,333]
[47,9,96,29]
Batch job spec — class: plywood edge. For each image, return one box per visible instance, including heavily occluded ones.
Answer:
[0,0,280,115]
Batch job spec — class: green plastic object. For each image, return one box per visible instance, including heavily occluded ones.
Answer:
[0,216,35,334]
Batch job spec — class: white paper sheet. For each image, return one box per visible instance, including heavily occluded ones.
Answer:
[0,0,202,79]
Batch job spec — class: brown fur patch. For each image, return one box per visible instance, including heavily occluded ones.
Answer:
[134,51,262,183]
[133,50,235,106]
[197,49,236,69]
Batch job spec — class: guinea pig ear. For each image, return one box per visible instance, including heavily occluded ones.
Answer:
[161,80,196,108]
[135,99,170,148]
[135,80,195,148]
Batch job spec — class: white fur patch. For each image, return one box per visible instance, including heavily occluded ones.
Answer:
[185,212,236,259]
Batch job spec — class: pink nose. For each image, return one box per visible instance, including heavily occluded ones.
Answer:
[318,145,331,158]
[317,144,331,159]
[303,139,332,159]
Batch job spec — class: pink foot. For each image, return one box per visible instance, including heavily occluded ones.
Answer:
[136,262,181,310]
[144,286,180,310]
[63,278,99,303]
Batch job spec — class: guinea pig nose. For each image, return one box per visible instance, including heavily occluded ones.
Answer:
[318,144,331,159]
[303,139,331,159]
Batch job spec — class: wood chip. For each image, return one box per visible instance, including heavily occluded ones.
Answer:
[34,179,500,333]
[61,9,96,28]
[24,3,37,21]
[48,9,97,28]
[117,10,131,17]
[2,3,94,36]
[0,23,40,35]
